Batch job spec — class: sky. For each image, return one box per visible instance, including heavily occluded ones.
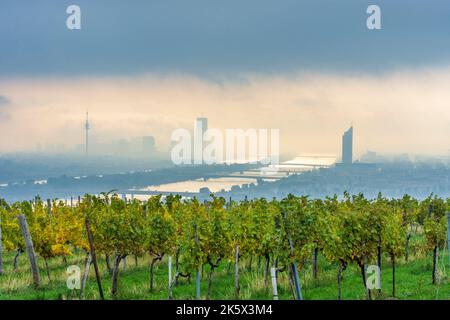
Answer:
[1,1,450,157]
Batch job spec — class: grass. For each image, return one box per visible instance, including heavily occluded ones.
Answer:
[1,248,450,300]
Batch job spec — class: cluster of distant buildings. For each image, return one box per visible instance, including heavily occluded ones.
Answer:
[212,126,450,201]
[36,136,157,158]
[28,106,363,166]
[10,119,450,202]
[35,112,158,159]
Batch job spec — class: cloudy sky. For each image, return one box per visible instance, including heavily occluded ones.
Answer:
[1,1,450,157]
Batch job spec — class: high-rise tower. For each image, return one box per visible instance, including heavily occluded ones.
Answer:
[194,117,208,164]
[342,126,353,164]
[85,111,90,156]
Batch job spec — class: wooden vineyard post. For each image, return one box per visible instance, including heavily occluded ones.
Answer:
[270,267,278,300]
[168,256,173,299]
[313,246,319,280]
[47,199,51,215]
[288,237,303,300]
[85,218,105,300]
[18,214,40,288]
[283,212,303,300]
[235,244,240,299]
[447,213,450,268]
[80,253,92,299]
[429,204,438,285]
[194,223,201,300]
[196,266,201,299]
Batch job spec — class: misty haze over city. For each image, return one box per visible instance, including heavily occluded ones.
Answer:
[4,0,450,306]
[1,1,450,202]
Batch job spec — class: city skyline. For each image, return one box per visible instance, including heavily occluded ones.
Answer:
[1,2,450,158]
[2,68,450,158]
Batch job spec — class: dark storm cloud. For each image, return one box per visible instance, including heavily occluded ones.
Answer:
[0,0,450,77]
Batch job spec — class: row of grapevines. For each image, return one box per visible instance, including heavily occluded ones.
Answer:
[0,192,448,299]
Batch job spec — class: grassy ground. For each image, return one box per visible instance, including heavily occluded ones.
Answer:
[1,248,449,300]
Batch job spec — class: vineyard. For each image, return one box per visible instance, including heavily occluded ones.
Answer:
[0,192,450,300]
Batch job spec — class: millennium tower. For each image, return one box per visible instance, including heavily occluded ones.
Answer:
[342,126,353,164]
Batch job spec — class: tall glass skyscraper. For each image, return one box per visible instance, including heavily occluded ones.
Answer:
[342,126,353,164]
[194,117,208,164]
